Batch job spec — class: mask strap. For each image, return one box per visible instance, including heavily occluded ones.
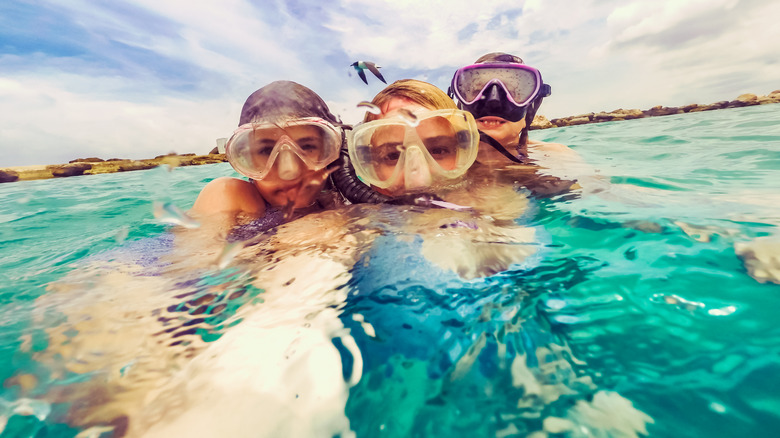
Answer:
[479,132,526,164]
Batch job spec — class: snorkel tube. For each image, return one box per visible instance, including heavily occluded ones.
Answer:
[330,140,392,204]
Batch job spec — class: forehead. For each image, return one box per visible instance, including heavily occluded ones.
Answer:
[370,125,405,144]
[379,97,427,118]
[253,124,323,137]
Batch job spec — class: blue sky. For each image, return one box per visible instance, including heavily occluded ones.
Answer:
[1,0,778,166]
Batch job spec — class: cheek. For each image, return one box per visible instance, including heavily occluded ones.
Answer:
[438,156,457,170]
[376,164,396,179]
[254,183,278,203]
[254,171,327,207]
[373,185,400,197]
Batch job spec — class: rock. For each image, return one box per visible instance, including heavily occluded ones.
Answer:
[156,155,191,168]
[612,108,644,119]
[530,114,553,130]
[758,95,780,105]
[727,94,761,108]
[593,112,617,122]
[736,93,758,103]
[549,118,565,127]
[69,157,104,163]
[118,161,157,172]
[566,116,592,126]
[643,105,682,117]
[48,163,92,177]
[0,169,20,183]
[191,154,228,165]
[681,104,699,112]
[727,100,748,108]
[690,101,729,112]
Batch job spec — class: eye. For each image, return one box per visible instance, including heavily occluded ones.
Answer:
[256,145,275,156]
[381,150,401,162]
[300,142,321,153]
[372,143,403,165]
[424,137,457,158]
[428,147,452,157]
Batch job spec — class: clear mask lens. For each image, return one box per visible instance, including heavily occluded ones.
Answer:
[225,118,341,180]
[349,109,479,190]
[455,65,541,106]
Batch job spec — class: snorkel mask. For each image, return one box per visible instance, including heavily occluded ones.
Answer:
[449,63,551,122]
[348,109,479,192]
[225,117,342,180]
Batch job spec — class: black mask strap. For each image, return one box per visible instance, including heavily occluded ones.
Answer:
[479,132,526,164]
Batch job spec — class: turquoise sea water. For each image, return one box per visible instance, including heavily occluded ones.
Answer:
[1,104,779,437]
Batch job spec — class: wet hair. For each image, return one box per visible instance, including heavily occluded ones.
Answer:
[239,80,342,126]
[474,52,524,64]
[364,79,456,122]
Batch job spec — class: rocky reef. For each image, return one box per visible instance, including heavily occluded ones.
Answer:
[530,90,780,130]
[0,154,227,183]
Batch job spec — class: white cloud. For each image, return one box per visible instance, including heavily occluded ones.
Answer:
[0,74,236,166]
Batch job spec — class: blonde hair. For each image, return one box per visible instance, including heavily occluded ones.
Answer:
[474,52,524,64]
[364,79,457,122]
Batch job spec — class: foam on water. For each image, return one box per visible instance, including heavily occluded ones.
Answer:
[1,105,779,437]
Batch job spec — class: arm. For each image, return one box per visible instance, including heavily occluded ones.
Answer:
[181,177,269,246]
[191,177,266,217]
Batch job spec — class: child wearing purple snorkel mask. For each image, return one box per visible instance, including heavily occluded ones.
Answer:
[450,53,591,197]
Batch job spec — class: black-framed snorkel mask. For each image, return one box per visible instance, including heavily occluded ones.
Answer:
[448,63,551,122]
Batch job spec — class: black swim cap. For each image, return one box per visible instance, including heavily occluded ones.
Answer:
[239,81,341,126]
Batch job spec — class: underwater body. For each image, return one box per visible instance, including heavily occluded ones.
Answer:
[0,104,779,437]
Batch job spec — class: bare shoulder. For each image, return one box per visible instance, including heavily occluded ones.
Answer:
[529,140,576,154]
[528,140,584,161]
[191,177,266,216]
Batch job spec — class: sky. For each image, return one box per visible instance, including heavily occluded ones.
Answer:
[1,0,778,167]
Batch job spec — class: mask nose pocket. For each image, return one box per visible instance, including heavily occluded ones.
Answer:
[276,146,302,180]
[403,146,432,190]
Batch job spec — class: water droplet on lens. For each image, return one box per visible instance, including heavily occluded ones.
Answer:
[708,305,736,316]
[153,202,201,229]
[74,425,115,438]
[709,402,727,413]
[357,101,382,115]
[115,226,129,244]
[397,108,419,127]
[216,241,244,269]
[545,298,567,310]
[280,194,299,221]
[10,398,51,421]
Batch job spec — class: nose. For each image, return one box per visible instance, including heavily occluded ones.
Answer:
[276,148,302,180]
[403,146,432,190]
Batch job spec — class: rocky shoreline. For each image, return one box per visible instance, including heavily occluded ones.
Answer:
[0,154,227,183]
[2,90,778,183]
[529,90,780,129]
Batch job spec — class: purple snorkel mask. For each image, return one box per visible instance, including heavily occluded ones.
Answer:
[449,63,551,122]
